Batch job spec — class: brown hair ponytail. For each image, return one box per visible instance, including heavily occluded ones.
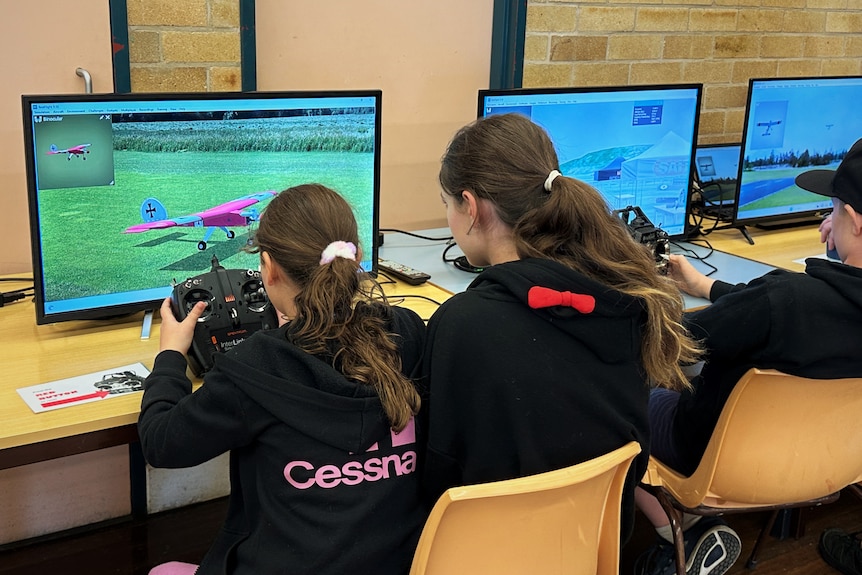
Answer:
[248,184,420,430]
[440,113,701,390]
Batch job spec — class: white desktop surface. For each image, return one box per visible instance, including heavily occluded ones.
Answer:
[378,227,777,310]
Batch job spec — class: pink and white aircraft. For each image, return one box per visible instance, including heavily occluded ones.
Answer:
[47,143,91,160]
[124,190,278,250]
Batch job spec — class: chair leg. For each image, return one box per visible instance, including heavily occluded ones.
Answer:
[746,509,779,569]
[793,507,806,539]
[654,489,687,575]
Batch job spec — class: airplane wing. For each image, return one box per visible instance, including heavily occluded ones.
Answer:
[124,190,277,233]
[195,191,278,227]
[124,215,202,233]
[47,143,90,154]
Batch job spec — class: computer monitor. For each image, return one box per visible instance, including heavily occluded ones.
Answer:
[693,142,741,219]
[735,76,862,229]
[23,90,382,325]
[478,84,703,239]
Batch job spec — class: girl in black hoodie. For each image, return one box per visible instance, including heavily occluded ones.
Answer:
[140,184,426,575]
[422,113,703,543]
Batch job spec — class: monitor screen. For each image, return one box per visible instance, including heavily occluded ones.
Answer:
[694,143,740,210]
[23,90,382,325]
[735,76,862,227]
[478,84,703,239]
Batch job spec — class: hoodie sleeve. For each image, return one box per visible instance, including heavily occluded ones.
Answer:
[138,350,255,468]
[687,288,770,363]
[688,272,781,360]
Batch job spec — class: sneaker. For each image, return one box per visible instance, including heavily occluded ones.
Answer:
[633,517,742,575]
[633,538,675,575]
[819,528,862,575]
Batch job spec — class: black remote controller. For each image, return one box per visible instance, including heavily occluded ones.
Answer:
[171,256,278,375]
[377,259,431,285]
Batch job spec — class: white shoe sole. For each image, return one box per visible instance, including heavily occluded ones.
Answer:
[685,526,742,575]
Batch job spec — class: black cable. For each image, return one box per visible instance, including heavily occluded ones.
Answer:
[374,271,399,285]
[3,286,33,293]
[379,228,453,242]
[384,294,444,307]
[1,288,34,307]
[441,240,460,263]
[672,239,718,276]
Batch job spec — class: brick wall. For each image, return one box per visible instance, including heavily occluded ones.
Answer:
[127,0,241,92]
[524,0,862,143]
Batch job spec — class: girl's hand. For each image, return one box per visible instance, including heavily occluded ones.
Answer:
[667,254,715,299]
[158,297,206,354]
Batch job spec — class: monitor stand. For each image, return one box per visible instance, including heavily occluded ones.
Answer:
[141,309,155,340]
[736,225,755,245]
[702,222,755,245]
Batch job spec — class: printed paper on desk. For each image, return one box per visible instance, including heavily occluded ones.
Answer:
[17,362,151,413]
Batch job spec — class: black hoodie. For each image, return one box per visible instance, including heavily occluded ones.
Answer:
[138,306,426,575]
[673,258,862,475]
[421,258,651,542]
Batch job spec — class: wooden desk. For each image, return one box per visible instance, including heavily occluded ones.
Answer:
[696,222,826,273]
[0,275,451,543]
[0,277,450,468]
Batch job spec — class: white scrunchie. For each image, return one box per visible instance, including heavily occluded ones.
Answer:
[544,169,562,192]
[319,241,357,265]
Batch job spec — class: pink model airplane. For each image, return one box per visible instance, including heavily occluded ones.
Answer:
[47,143,91,159]
[124,190,278,250]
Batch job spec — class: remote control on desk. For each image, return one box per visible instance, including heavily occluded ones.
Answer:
[378,259,431,285]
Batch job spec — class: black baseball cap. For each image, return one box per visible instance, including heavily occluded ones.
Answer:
[795,137,862,214]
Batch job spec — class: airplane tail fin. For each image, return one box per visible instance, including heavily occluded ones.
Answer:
[140,197,168,223]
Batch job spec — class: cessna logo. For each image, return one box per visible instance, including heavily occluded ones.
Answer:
[283,417,417,489]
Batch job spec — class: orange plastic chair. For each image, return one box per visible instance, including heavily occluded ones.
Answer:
[641,368,862,575]
[409,441,641,575]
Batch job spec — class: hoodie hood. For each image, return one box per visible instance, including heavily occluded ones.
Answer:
[806,258,862,312]
[213,327,391,455]
[466,258,647,364]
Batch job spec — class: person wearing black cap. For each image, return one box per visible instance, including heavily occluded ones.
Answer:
[797,139,862,575]
[634,138,862,575]
[797,137,862,266]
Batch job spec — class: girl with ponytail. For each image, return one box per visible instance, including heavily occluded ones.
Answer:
[140,184,426,575]
[422,113,702,543]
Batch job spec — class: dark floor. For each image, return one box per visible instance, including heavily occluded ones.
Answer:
[1,487,860,574]
[623,488,862,575]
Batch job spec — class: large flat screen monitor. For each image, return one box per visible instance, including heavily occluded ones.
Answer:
[735,76,862,228]
[23,90,382,325]
[478,84,703,239]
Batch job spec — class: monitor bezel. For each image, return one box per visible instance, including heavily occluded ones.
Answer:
[477,83,704,240]
[732,76,860,229]
[22,89,383,325]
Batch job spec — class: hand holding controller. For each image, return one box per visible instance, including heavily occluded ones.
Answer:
[159,297,205,355]
[170,256,278,375]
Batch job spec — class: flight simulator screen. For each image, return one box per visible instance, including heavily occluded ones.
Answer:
[736,76,862,227]
[23,90,382,324]
[478,84,703,239]
[694,143,740,207]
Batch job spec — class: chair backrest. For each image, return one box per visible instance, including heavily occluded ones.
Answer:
[409,441,641,575]
[679,368,862,508]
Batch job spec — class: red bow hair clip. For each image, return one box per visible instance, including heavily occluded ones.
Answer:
[527,286,595,314]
